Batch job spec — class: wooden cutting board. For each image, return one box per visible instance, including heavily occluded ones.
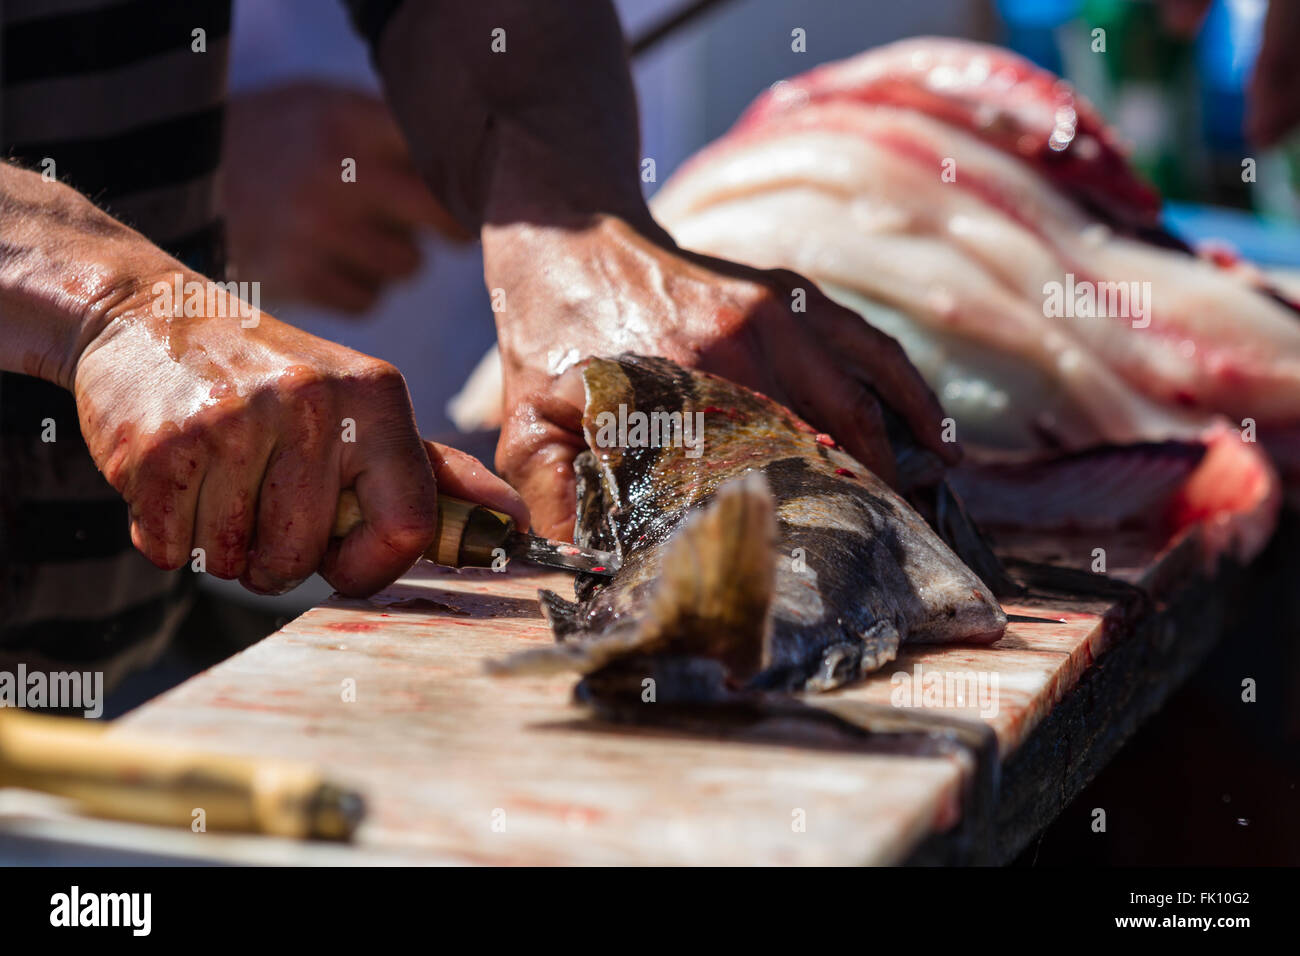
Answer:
[58,524,1220,866]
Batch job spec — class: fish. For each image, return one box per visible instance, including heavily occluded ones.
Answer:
[732,36,1166,237]
[489,355,1006,703]
[653,97,1300,442]
[647,38,1284,559]
[449,40,1282,556]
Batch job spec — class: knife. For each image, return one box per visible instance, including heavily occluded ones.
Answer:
[332,490,619,577]
[0,709,364,840]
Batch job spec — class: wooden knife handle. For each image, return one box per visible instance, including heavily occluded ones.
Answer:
[0,709,363,840]
[332,491,516,568]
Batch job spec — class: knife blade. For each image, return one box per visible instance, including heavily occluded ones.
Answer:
[333,490,618,577]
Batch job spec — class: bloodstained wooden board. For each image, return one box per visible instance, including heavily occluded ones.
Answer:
[39,524,1211,866]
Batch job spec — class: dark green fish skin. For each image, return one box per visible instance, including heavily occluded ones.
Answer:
[492,355,1006,702]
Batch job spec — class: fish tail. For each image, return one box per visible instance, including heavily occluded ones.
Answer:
[643,471,778,678]
[538,590,587,640]
[932,480,1024,598]
[489,472,779,681]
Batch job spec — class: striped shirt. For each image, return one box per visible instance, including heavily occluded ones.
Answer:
[0,0,405,682]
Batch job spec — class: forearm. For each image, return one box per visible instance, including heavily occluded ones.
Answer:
[0,163,175,389]
[372,0,651,232]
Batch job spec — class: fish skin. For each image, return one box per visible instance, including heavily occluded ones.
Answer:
[490,355,1006,701]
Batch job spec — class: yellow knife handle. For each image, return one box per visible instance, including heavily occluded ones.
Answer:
[0,709,362,840]
[332,491,516,568]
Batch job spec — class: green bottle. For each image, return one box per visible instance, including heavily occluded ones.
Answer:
[1074,0,1202,201]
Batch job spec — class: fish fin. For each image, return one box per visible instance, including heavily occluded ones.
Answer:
[572,450,614,552]
[804,625,900,692]
[932,480,1024,599]
[538,590,587,641]
[948,441,1206,531]
[1002,557,1147,602]
[637,472,778,679]
[866,382,1020,598]
[492,474,778,681]
[571,450,619,601]
[485,619,653,677]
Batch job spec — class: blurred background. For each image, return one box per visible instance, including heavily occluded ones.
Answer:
[105,0,1298,865]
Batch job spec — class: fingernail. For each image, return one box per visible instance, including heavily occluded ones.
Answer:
[554,365,587,407]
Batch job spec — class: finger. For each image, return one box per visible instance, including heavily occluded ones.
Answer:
[500,438,582,541]
[237,375,339,593]
[538,364,588,432]
[495,403,587,540]
[125,435,205,570]
[189,411,269,580]
[242,442,339,595]
[321,382,438,596]
[423,440,530,528]
[311,218,423,282]
[367,163,467,236]
[292,255,383,314]
[311,85,470,238]
[786,363,899,488]
[493,366,589,539]
[818,304,958,463]
[192,461,263,580]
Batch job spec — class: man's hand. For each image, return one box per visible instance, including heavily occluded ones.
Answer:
[368,0,953,538]
[72,272,524,596]
[220,82,465,314]
[485,215,955,538]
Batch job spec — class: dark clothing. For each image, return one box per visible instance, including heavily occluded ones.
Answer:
[1,0,231,680]
[0,0,403,681]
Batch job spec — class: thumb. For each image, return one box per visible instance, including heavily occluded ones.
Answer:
[423,440,529,528]
[495,366,589,539]
[502,438,583,541]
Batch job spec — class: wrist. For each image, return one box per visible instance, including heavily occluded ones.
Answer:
[0,165,180,389]
[482,209,673,292]
[479,123,656,232]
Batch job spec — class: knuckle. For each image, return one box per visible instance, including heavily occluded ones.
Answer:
[359,357,404,386]
[280,368,333,408]
[195,409,253,460]
[353,360,411,406]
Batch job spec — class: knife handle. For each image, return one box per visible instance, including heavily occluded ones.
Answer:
[333,491,517,568]
[0,709,363,840]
